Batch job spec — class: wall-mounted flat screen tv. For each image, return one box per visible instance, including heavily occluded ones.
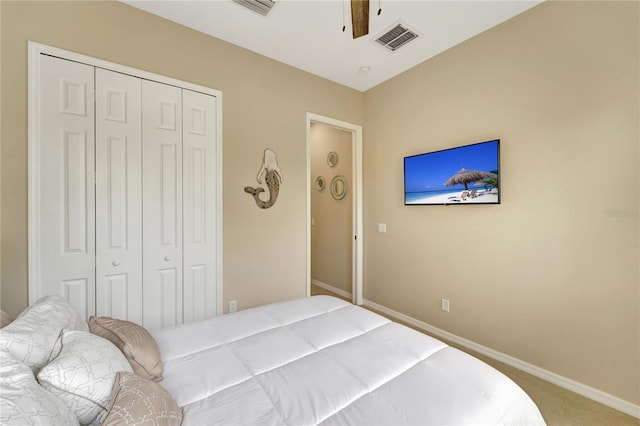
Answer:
[404,139,500,205]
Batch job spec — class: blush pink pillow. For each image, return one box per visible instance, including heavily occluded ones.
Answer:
[103,371,182,426]
[89,316,163,382]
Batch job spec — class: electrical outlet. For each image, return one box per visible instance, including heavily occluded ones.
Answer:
[229,300,238,313]
[378,223,387,233]
[441,298,450,312]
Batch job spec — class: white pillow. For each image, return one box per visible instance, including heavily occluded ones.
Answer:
[0,352,79,426]
[37,330,132,425]
[0,295,88,372]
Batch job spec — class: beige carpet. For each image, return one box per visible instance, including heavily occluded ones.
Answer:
[311,285,639,426]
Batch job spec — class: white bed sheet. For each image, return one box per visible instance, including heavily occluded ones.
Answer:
[151,296,545,425]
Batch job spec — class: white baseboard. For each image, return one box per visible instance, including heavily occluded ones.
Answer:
[311,279,352,301]
[363,298,640,419]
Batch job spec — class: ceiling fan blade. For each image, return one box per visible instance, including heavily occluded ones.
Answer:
[350,0,370,39]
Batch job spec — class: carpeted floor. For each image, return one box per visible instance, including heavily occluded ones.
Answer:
[310,285,640,426]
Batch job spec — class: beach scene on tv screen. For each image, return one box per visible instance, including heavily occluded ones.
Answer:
[404,140,499,205]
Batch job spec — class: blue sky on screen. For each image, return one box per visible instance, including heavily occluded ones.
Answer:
[404,140,499,193]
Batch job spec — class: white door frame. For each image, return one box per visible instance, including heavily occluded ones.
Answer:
[306,113,363,305]
[28,41,224,316]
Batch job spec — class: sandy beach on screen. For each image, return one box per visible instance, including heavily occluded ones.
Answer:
[410,190,499,204]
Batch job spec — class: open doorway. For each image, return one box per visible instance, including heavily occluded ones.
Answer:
[306,114,362,305]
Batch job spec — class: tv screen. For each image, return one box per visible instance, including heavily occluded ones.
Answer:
[404,139,500,205]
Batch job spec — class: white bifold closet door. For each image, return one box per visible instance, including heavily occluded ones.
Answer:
[37,55,96,319]
[141,82,217,329]
[95,68,143,323]
[141,81,183,330]
[33,53,219,327]
[182,89,217,324]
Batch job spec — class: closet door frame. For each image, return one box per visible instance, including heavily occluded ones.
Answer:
[28,41,223,317]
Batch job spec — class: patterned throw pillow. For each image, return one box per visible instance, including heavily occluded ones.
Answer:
[102,371,182,426]
[89,316,163,382]
[37,330,132,425]
[0,352,78,426]
[0,296,88,372]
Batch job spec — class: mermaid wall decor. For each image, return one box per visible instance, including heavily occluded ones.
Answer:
[244,148,282,209]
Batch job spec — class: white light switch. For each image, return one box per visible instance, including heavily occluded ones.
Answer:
[378,223,387,233]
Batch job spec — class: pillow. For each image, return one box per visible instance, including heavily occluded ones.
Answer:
[0,352,79,426]
[0,295,88,372]
[0,310,13,328]
[89,316,163,382]
[37,330,132,425]
[102,371,182,426]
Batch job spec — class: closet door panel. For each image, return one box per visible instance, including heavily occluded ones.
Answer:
[95,68,143,322]
[182,90,217,324]
[37,55,95,318]
[142,80,183,330]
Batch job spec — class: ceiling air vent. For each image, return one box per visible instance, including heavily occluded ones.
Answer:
[233,0,276,16]
[375,22,419,52]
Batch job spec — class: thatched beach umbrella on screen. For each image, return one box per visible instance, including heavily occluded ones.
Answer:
[445,168,495,191]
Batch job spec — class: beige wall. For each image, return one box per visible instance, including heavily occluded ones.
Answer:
[0,0,363,317]
[310,123,353,294]
[363,1,639,405]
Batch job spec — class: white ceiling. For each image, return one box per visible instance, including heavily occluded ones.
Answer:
[123,0,541,92]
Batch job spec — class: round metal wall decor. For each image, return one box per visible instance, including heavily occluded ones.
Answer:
[330,175,348,200]
[315,176,326,192]
[327,151,339,168]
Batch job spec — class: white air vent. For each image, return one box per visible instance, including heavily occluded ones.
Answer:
[375,22,419,51]
[233,0,276,16]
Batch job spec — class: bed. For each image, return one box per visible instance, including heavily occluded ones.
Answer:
[1,295,545,425]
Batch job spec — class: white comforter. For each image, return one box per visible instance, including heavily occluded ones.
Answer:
[151,296,545,425]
